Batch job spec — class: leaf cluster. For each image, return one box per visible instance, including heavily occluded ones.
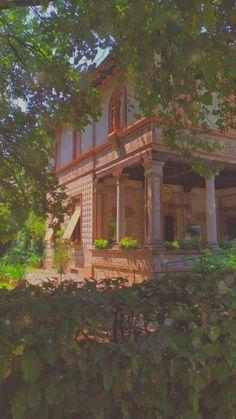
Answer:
[1,271,236,418]
[0,0,236,216]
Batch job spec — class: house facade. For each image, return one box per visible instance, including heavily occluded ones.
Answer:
[45,56,236,282]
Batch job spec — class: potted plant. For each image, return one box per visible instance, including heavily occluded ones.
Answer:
[119,237,139,250]
[94,239,109,249]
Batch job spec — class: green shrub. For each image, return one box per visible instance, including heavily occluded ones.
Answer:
[94,239,109,249]
[219,239,236,250]
[164,240,180,250]
[1,272,236,418]
[119,236,139,249]
[1,211,45,268]
[53,232,69,275]
[194,248,236,273]
[0,282,14,290]
[164,238,209,250]
[0,260,27,281]
[26,253,42,268]
[108,220,116,243]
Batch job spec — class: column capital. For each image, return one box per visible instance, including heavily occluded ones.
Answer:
[112,167,123,177]
[205,174,216,182]
[116,173,129,184]
[143,160,165,178]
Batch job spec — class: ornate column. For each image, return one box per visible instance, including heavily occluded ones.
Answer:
[205,175,218,245]
[116,173,127,242]
[144,160,165,247]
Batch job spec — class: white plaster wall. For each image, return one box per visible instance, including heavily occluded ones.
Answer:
[81,123,93,153]
[60,128,73,166]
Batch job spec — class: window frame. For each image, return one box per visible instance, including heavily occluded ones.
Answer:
[70,194,82,246]
[55,126,81,170]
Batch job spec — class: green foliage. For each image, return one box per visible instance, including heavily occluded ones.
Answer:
[194,248,236,273]
[53,232,69,275]
[0,0,235,216]
[0,202,18,245]
[1,272,236,417]
[1,211,45,267]
[108,220,117,243]
[119,236,139,249]
[164,238,209,250]
[219,239,236,250]
[0,260,27,281]
[94,239,109,249]
[164,240,180,250]
[0,282,14,291]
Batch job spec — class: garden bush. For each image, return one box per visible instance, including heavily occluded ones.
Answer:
[0,260,27,282]
[193,248,236,273]
[218,239,236,250]
[1,211,45,268]
[1,272,236,418]
[53,232,70,275]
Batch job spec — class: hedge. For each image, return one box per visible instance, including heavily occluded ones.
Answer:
[1,272,236,418]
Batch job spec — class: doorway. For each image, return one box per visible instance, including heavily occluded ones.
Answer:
[226,217,236,240]
[164,215,175,242]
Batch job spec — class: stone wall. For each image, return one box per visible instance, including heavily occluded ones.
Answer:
[63,173,94,271]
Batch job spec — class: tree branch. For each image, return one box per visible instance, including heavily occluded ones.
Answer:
[0,0,50,10]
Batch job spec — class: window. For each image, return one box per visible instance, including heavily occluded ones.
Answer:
[109,85,127,134]
[55,127,81,169]
[60,128,73,166]
[71,217,81,243]
[164,216,175,242]
[73,131,81,160]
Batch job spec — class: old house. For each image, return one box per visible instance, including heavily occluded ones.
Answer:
[45,55,236,282]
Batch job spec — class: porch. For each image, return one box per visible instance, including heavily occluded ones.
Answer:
[92,154,236,281]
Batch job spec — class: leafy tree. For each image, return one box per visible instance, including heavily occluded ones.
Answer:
[1,211,46,265]
[0,0,235,222]
[0,201,18,245]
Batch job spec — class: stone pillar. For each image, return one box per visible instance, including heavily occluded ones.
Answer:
[94,182,104,240]
[116,174,126,242]
[144,160,165,247]
[96,193,103,239]
[205,175,217,245]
